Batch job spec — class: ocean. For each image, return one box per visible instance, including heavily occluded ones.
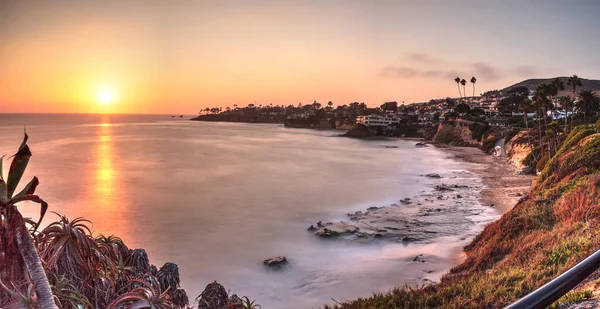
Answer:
[0,114,496,308]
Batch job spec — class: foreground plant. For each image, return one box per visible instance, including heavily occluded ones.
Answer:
[107,277,174,309]
[0,132,57,308]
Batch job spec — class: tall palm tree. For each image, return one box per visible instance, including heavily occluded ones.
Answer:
[470,76,477,98]
[454,77,462,98]
[567,75,583,130]
[0,133,57,309]
[576,90,600,124]
[549,78,565,122]
[557,96,573,127]
[520,98,537,163]
[532,91,546,156]
[460,79,467,100]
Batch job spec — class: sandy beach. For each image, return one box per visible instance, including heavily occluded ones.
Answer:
[441,145,534,215]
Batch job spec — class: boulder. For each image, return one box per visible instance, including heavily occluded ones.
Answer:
[415,142,428,148]
[424,173,441,178]
[263,256,287,266]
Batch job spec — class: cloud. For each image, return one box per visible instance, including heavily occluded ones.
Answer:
[381,60,507,81]
[514,65,538,76]
[380,66,419,78]
[405,52,443,64]
[470,62,502,81]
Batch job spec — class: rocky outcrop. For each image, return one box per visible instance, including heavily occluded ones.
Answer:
[504,131,533,173]
[432,120,484,146]
[334,119,355,130]
[342,123,376,138]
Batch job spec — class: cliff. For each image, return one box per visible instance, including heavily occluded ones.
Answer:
[432,119,492,146]
[328,125,600,309]
[505,131,535,173]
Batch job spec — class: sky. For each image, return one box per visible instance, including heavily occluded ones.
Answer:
[1,0,599,114]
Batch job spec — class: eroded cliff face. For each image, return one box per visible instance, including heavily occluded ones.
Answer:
[504,131,533,173]
[432,120,484,146]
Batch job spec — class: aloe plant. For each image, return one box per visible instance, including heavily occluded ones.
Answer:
[0,132,57,308]
[107,276,174,309]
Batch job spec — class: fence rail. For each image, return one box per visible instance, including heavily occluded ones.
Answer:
[505,248,600,309]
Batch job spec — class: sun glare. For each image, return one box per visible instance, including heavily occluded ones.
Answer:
[96,86,117,105]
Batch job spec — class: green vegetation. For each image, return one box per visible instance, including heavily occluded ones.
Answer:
[326,126,600,308]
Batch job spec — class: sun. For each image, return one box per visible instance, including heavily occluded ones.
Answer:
[96,85,117,105]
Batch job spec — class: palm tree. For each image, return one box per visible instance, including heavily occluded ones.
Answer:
[460,79,467,99]
[576,90,600,124]
[532,91,545,155]
[520,98,537,163]
[470,76,477,98]
[567,75,583,130]
[548,78,565,124]
[0,133,57,309]
[557,96,573,128]
[454,77,462,98]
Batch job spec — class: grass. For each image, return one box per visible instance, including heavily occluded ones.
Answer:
[325,126,600,309]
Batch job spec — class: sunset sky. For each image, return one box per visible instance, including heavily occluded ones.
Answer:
[1,0,599,114]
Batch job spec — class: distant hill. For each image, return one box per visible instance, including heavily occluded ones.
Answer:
[503,77,600,95]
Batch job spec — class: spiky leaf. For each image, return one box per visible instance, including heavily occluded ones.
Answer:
[13,176,39,199]
[0,178,7,204]
[6,132,32,198]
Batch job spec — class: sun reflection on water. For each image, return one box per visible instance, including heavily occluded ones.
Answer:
[89,122,131,242]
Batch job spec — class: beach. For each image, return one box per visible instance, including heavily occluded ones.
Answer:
[443,145,534,215]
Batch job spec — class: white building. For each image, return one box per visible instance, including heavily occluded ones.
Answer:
[356,115,401,126]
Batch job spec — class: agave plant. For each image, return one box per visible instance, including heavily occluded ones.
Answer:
[196,281,228,309]
[96,234,130,264]
[157,262,189,307]
[38,214,111,307]
[0,132,57,308]
[48,274,91,309]
[127,249,152,275]
[107,276,174,309]
[239,296,261,309]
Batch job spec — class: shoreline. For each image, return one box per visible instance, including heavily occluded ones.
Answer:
[439,145,534,215]
[310,141,534,306]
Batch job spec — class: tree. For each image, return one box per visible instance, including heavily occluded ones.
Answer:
[470,76,477,97]
[557,96,573,127]
[520,98,537,163]
[312,101,322,110]
[327,101,333,107]
[454,103,471,114]
[549,78,565,119]
[0,133,57,309]
[380,101,398,113]
[577,90,600,124]
[454,77,462,98]
[567,75,583,130]
[460,79,467,99]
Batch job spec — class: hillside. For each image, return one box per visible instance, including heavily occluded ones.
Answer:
[328,124,600,308]
[503,77,600,94]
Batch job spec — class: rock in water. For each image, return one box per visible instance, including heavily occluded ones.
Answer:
[196,281,229,309]
[307,224,317,231]
[425,173,441,178]
[263,256,287,266]
[415,142,428,148]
